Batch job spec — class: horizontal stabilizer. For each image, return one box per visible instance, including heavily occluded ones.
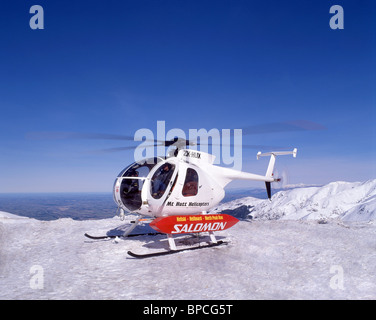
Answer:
[257,148,297,160]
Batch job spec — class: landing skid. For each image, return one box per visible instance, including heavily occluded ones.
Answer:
[127,229,227,258]
[86,214,231,258]
[127,240,227,259]
[84,232,162,240]
[84,216,161,240]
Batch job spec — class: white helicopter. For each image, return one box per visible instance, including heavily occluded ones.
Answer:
[30,122,318,257]
[88,137,297,258]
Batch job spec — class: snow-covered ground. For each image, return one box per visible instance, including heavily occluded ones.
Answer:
[211,179,376,222]
[1,180,376,299]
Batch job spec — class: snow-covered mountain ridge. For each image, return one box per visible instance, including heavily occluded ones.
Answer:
[211,179,376,222]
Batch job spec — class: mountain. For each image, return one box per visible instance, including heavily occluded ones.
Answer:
[211,179,376,222]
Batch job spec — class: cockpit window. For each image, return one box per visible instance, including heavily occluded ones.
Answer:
[117,157,163,178]
[120,178,144,211]
[117,157,163,211]
[151,163,175,199]
[182,168,199,197]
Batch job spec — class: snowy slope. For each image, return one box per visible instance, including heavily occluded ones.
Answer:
[1,180,376,300]
[0,211,375,299]
[211,179,376,222]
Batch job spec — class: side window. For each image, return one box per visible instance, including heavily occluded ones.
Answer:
[151,163,175,199]
[182,168,198,197]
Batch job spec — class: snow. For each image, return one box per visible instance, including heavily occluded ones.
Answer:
[1,180,376,299]
[211,179,376,222]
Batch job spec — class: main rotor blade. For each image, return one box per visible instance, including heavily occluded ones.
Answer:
[26,131,182,145]
[90,144,165,154]
[206,143,285,150]
[26,131,136,141]
[26,120,325,147]
[241,120,326,136]
[239,144,287,150]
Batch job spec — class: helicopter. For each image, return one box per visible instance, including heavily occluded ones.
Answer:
[28,121,317,258]
[103,138,297,258]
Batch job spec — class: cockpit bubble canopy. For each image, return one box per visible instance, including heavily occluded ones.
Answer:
[117,157,164,178]
[116,157,163,211]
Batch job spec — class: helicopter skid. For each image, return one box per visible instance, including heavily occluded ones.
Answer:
[84,232,162,240]
[127,240,227,259]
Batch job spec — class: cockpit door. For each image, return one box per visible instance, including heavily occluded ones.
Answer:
[147,161,179,215]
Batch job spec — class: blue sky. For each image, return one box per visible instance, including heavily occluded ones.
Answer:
[0,0,375,192]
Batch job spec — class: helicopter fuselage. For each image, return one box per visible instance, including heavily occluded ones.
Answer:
[113,148,297,218]
[113,149,225,217]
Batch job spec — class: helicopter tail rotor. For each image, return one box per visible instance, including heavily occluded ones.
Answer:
[257,148,297,200]
[273,168,289,189]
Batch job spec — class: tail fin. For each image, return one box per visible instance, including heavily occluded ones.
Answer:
[257,148,297,199]
[265,181,272,200]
